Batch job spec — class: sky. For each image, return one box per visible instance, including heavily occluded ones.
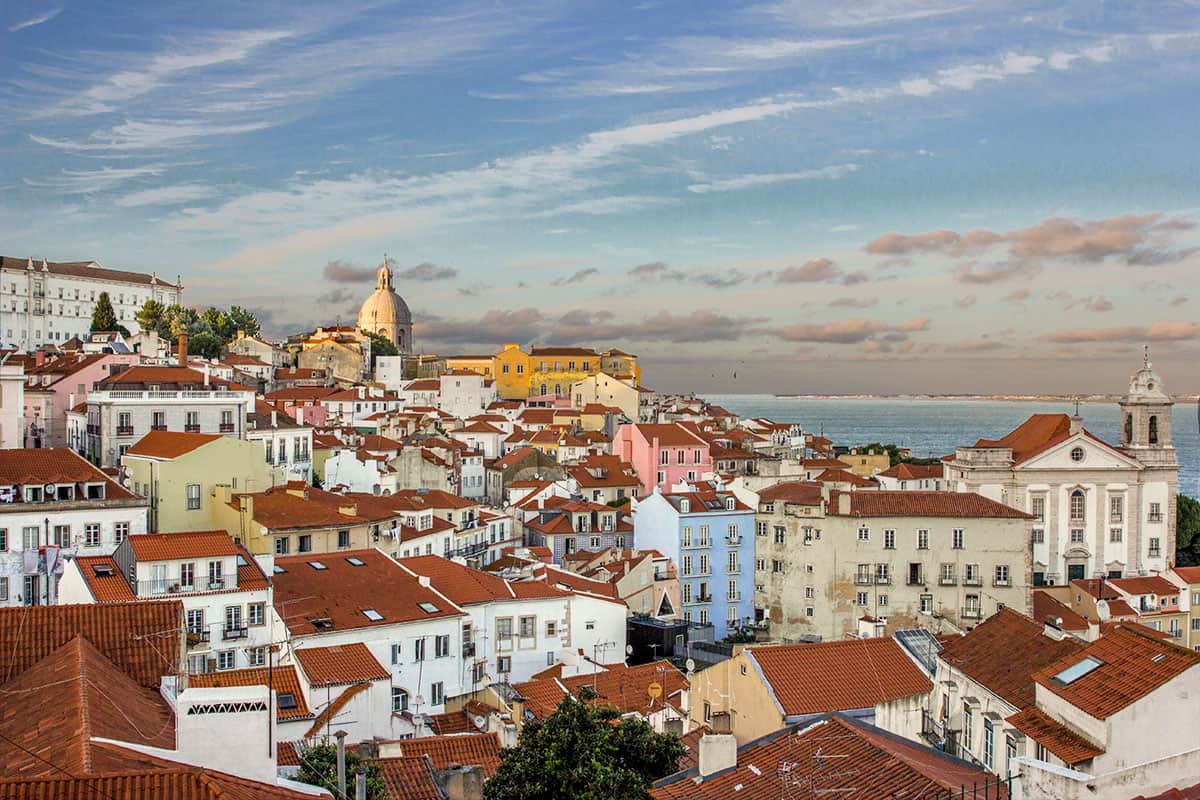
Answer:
[1,0,1198,395]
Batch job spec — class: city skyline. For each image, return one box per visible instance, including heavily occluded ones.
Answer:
[1,0,1198,393]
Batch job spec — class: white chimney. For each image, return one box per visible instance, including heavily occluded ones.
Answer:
[172,686,276,784]
[698,733,737,778]
[203,364,211,386]
[271,411,278,428]
[1042,616,1067,641]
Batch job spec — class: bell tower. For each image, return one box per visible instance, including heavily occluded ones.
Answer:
[1119,346,1175,467]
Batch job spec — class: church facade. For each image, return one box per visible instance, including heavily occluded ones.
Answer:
[357,261,413,354]
[945,353,1179,585]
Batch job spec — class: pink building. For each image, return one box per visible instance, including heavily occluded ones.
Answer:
[23,352,140,447]
[262,386,335,427]
[613,422,712,496]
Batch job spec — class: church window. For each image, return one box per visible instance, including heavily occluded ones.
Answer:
[1070,447,1085,462]
[1148,415,1158,445]
[1124,414,1133,443]
[1069,490,1085,522]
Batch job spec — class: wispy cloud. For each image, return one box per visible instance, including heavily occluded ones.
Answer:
[114,184,219,207]
[686,163,860,193]
[23,164,173,194]
[8,6,62,32]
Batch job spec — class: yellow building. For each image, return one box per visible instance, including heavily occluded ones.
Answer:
[123,431,275,533]
[841,447,891,477]
[445,344,642,400]
[211,484,391,556]
[444,354,495,378]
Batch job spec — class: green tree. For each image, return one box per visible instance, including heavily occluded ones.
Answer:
[228,305,261,338]
[1178,494,1200,567]
[90,291,118,333]
[486,687,685,800]
[157,305,200,343]
[201,307,233,342]
[135,298,165,333]
[360,329,398,370]
[295,741,387,800]
[187,331,222,360]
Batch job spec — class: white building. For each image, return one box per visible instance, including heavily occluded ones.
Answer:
[0,358,23,448]
[247,400,313,484]
[945,356,1178,585]
[0,448,148,606]
[0,256,182,350]
[323,448,400,495]
[439,370,498,419]
[449,421,505,459]
[56,529,275,674]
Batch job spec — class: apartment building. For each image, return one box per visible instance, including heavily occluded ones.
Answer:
[0,448,147,606]
[523,496,632,564]
[57,529,274,674]
[613,422,712,495]
[22,351,139,447]
[754,485,1033,639]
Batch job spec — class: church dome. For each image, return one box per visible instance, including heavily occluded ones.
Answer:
[357,262,412,332]
[1127,347,1169,401]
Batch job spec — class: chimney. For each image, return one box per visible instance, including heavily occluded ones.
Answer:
[1069,414,1083,436]
[439,765,484,800]
[203,363,211,386]
[698,732,737,778]
[177,334,189,366]
[34,350,45,367]
[271,411,278,428]
[1042,615,1067,641]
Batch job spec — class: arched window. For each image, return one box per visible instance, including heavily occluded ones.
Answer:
[391,688,409,712]
[539,383,547,396]
[1124,413,1133,443]
[1148,415,1158,445]
[1069,489,1086,522]
[554,383,562,396]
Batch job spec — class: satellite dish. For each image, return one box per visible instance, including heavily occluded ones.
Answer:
[685,658,695,673]
[414,694,426,707]
[626,644,633,655]
[647,682,663,700]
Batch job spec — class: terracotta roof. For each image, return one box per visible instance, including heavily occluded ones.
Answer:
[128,530,239,561]
[1005,707,1104,765]
[1032,625,1200,720]
[516,661,689,719]
[294,642,389,687]
[939,608,1083,709]
[401,555,569,605]
[0,447,134,499]
[1132,785,1200,800]
[1172,566,1200,585]
[428,709,476,735]
[0,768,328,799]
[653,714,1005,800]
[380,732,503,776]
[73,556,137,602]
[813,468,876,486]
[628,423,708,447]
[966,413,1121,466]
[1109,575,1179,597]
[531,563,622,601]
[273,548,463,635]
[492,445,541,470]
[828,490,1031,518]
[746,637,932,715]
[264,386,338,401]
[373,755,442,800]
[1071,578,1122,600]
[232,486,365,530]
[530,346,598,357]
[878,463,944,480]
[757,481,823,505]
[189,665,312,720]
[0,601,181,689]
[0,256,172,286]
[1033,591,1089,632]
[802,458,852,469]
[97,365,249,391]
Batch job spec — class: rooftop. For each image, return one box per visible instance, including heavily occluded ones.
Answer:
[0,447,134,499]
[828,490,1032,519]
[294,642,390,687]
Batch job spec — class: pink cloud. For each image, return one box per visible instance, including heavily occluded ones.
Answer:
[775,258,840,283]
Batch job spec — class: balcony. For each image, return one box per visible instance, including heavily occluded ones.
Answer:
[993,578,1011,588]
[219,422,235,433]
[151,424,168,431]
[963,575,982,587]
[726,536,742,546]
[222,625,248,641]
[906,574,925,586]
[116,425,135,437]
[939,576,957,586]
[961,606,983,620]
[207,578,225,590]
[186,630,210,648]
[1149,513,1164,523]
[854,574,873,586]
[875,575,892,586]
[184,424,201,433]
[453,540,488,558]
[697,593,712,603]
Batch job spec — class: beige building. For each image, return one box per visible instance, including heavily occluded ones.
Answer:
[754,483,1033,640]
[840,447,891,477]
[570,372,642,422]
[212,484,390,557]
[945,355,1178,585]
[297,327,368,384]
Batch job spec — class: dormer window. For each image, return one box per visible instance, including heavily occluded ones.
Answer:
[680,499,690,513]
[725,497,735,511]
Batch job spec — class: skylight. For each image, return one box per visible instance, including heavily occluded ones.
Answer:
[1052,655,1103,685]
[346,557,365,566]
[309,561,327,570]
[362,609,383,621]
[1151,653,1167,663]
[418,602,440,614]
[277,693,298,710]
[273,566,286,574]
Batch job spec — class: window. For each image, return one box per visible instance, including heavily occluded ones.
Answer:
[805,586,815,599]
[216,650,235,671]
[1149,502,1163,523]
[0,529,6,551]
[699,525,710,545]
[920,594,933,614]
[1070,446,1085,462]
[994,564,1010,586]
[298,534,312,553]
[1149,537,1162,557]
[208,561,223,586]
[52,525,70,547]
[857,527,869,541]
[771,559,783,573]
[805,606,814,618]
[392,687,409,712]
[186,608,204,634]
[660,450,669,465]
[546,620,557,637]
[1070,528,1085,543]
[755,558,766,571]
[917,529,929,549]
[1149,415,1159,444]
[247,647,266,667]
[497,654,512,673]
[337,529,350,548]
[497,618,513,640]
[114,522,129,543]
[413,638,426,661]
[519,616,536,638]
[1110,527,1123,543]
[1031,496,1045,521]
[983,719,995,769]
[84,523,100,548]
[682,583,693,603]
[965,563,980,584]
[435,634,450,657]
[883,529,895,549]
[682,555,693,576]
[963,706,973,750]
[728,551,739,573]
[856,591,869,606]
[952,528,964,549]
[681,526,692,547]
[699,554,709,574]
[1031,528,1044,545]
[677,449,685,465]
[940,563,955,584]
[274,537,290,555]
[773,526,785,544]
[186,483,201,510]
[1070,490,1086,522]
[1110,495,1124,523]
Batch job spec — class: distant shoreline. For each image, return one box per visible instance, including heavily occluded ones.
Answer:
[768,394,1200,403]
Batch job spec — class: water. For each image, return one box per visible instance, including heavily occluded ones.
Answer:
[704,395,1200,498]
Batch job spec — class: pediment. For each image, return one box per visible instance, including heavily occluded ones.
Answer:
[1017,432,1143,472]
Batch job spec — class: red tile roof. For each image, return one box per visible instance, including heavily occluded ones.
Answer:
[828,490,1031,518]
[1005,706,1104,765]
[531,563,623,601]
[972,413,1074,464]
[0,256,168,285]
[0,601,181,689]
[294,642,389,687]
[1034,590,1089,632]
[516,661,689,719]
[746,637,932,715]
[401,555,569,605]
[0,448,134,499]
[128,530,239,561]
[1032,625,1200,719]
[189,665,312,720]
[629,423,707,447]
[878,463,945,480]
[757,481,823,505]
[1172,566,1200,585]
[272,549,463,634]
[653,714,1004,800]
[73,556,137,602]
[380,732,503,776]
[1132,785,1200,800]
[938,608,1083,709]
[374,755,442,800]
[0,768,328,799]
[1109,575,1180,597]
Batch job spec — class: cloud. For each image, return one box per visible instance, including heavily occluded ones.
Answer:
[396,262,458,282]
[944,339,1005,353]
[1003,288,1031,303]
[416,308,544,345]
[316,287,355,306]
[898,317,930,332]
[774,258,840,283]
[829,296,877,308]
[864,229,958,255]
[1169,296,1188,307]
[1085,296,1114,313]
[628,261,685,281]
[628,310,765,343]
[551,268,600,287]
[841,271,870,285]
[625,261,752,288]
[8,6,62,31]
[772,319,889,344]
[830,224,859,233]
[114,184,218,207]
[687,163,860,193]
[1040,320,1200,343]
[955,295,977,309]
[323,260,376,283]
[23,163,173,194]
[900,78,937,96]
[955,262,1034,284]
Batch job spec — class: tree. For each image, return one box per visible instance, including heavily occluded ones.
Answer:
[187,331,222,360]
[360,329,398,370]
[156,305,200,343]
[1178,494,1200,567]
[854,441,942,467]
[90,291,118,333]
[135,298,165,333]
[228,305,261,338]
[295,741,387,800]
[485,687,685,800]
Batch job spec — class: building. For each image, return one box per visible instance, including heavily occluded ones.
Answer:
[1172,565,1200,651]
[876,462,947,490]
[754,486,1034,639]
[439,369,498,418]
[225,330,292,368]
[522,496,633,563]
[0,358,23,449]
[270,548,468,728]
[247,399,314,484]
[0,447,147,606]
[689,635,934,745]
[0,255,182,350]
[57,529,275,674]
[613,422,713,495]
[22,351,139,448]
[78,362,256,467]
[566,454,641,504]
[511,660,689,732]
[296,326,369,384]
[122,431,275,532]
[634,484,755,638]
[945,355,1178,584]
[1038,574,1189,645]
[570,372,642,422]
[563,548,680,619]
[357,260,414,353]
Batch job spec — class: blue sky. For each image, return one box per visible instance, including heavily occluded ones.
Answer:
[2,0,1198,394]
